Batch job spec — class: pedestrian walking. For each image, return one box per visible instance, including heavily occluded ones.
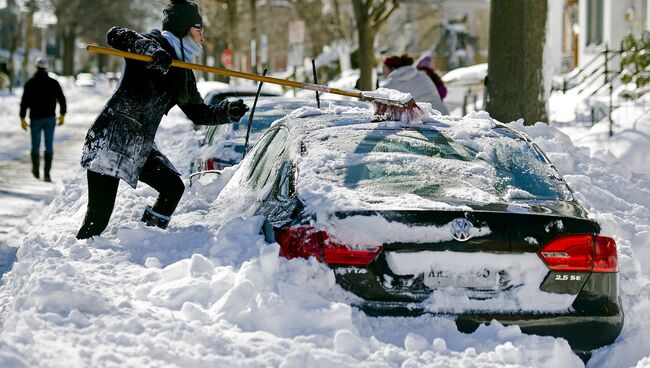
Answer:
[19,57,67,182]
[76,0,249,239]
[381,54,449,115]
[415,54,447,101]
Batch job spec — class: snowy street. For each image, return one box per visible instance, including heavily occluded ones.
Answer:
[0,80,649,367]
[0,85,109,270]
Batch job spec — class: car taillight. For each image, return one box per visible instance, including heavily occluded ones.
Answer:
[276,226,382,266]
[204,158,230,171]
[205,158,218,171]
[538,234,618,272]
[594,236,618,272]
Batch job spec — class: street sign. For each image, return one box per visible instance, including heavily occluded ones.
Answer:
[289,20,305,44]
[288,44,304,67]
[288,20,305,67]
[250,39,256,68]
[221,49,233,68]
[260,34,268,65]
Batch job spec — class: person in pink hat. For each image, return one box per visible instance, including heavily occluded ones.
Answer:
[416,54,447,101]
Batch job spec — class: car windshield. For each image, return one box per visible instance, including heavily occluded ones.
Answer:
[307,127,571,203]
[210,99,366,141]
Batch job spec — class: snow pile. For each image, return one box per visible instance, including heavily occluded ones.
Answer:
[442,63,487,84]
[510,120,650,367]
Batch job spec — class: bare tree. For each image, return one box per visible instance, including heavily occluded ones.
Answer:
[6,0,22,92]
[486,0,548,125]
[21,0,38,83]
[351,0,398,90]
[226,0,239,66]
[50,0,153,75]
[291,0,341,59]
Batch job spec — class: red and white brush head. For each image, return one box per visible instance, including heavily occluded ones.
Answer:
[361,89,424,123]
[371,99,424,123]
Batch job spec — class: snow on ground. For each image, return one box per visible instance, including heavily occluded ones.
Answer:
[0,84,648,367]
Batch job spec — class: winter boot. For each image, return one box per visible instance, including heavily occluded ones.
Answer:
[43,152,53,182]
[141,206,171,229]
[30,152,39,179]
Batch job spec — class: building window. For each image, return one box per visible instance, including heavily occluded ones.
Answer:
[587,0,603,45]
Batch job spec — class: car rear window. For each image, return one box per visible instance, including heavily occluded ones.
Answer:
[307,128,571,203]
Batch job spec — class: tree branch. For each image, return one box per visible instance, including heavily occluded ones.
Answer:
[371,0,398,31]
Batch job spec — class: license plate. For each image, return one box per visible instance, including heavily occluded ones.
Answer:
[423,268,500,289]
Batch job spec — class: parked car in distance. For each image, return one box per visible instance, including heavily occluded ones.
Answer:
[190,96,370,173]
[202,81,283,105]
[75,73,96,87]
[213,107,623,359]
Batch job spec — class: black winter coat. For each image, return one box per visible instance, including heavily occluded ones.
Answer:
[81,27,232,188]
[20,69,67,120]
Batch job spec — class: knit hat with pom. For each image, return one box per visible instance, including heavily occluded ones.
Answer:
[383,54,414,69]
[162,0,203,38]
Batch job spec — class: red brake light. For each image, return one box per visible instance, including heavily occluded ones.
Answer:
[594,236,618,272]
[205,158,217,171]
[538,234,618,272]
[276,226,382,266]
[204,158,229,171]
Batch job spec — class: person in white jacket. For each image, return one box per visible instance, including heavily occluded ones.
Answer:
[381,54,449,115]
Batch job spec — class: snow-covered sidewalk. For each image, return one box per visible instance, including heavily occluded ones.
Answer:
[0,86,110,264]
[0,87,648,367]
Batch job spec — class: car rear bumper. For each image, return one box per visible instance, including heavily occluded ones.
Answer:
[358,301,624,352]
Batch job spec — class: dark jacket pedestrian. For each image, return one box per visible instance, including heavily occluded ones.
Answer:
[19,58,66,182]
[77,0,249,239]
[415,54,447,101]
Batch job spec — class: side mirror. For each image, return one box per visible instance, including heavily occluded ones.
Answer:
[188,170,223,187]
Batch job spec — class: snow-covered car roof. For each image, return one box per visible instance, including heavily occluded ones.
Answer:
[268,106,574,213]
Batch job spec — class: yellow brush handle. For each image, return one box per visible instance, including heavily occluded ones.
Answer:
[86,44,361,99]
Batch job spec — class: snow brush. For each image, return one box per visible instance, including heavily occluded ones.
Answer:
[86,44,424,122]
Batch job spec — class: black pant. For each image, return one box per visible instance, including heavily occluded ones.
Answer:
[76,154,185,239]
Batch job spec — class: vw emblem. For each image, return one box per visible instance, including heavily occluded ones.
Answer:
[450,218,474,242]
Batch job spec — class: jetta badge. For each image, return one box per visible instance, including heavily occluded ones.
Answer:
[450,218,474,242]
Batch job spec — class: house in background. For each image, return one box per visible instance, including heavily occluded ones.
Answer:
[549,0,650,75]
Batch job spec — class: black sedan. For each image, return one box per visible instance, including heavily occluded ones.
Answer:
[214,107,623,358]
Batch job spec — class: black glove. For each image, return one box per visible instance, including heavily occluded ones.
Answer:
[147,50,172,74]
[227,99,249,122]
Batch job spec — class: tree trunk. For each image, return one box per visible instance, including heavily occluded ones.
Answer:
[226,0,239,72]
[250,0,258,73]
[7,0,20,93]
[97,54,107,74]
[62,28,76,76]
[486,0,548,125]
[356,22,375,91]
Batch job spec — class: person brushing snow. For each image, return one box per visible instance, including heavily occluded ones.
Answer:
[77,0,249,239]
[381,54,449,115]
